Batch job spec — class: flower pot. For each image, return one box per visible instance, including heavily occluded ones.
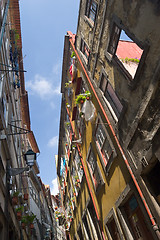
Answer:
[29,223,34,229]
[17,211,22,221]
[24,193,28,201]
[12,196,18,205]
[21,222,26,229]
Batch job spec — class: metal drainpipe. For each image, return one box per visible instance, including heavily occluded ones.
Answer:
[68,35,160,239]
[91,0,107,80]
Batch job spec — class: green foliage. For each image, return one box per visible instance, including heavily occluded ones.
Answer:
[21,216,27,224]
[71,51,76,58]
[15,206,24,212]
[75,91,91,104]
[85,90,91,98]
[25,214,36,224]
[75,94,86,104]
[121,57,140,64]
[13,191,20,197]
[65,122,70,127]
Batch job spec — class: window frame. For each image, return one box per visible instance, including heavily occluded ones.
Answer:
[99,69,124,122]
[86,144,104,192]
[105,16,149,89]
[85,0,98,26]
[80,38,90,63]
[115,184,154,240]
[104,208,124,240]
[94,114,117,175]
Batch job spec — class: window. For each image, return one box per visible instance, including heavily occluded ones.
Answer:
[75,150,84,182]
[104,208,124,240]
[95,116,116,173]
[82,215,92,240]
[2,91,9,126]
[121,195,153,240]
[87,145,103,190]
[80,39,90,62]
[106,218,122,240]
[100,73,123,121]
[77,226,84,240]
[106,20,147,83]
[85,0,97,24]
[75,107,85,138]
[87,203,103,239]
[146,161,160,205]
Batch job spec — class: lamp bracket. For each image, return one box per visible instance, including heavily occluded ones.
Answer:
[8,123,32,135]
[9,166,29,176]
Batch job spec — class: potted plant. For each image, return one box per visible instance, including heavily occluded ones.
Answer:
[66,102,70,108]
[21,216,27,229]
[75,94,86,105]
[85,90,91,100]
[23,193,29,201]
[26,214,36,229]
[65,122,70,128]
[12,191,20,205]
[71,51,76,58]
[15,206,24,220]
[79,112,84,118]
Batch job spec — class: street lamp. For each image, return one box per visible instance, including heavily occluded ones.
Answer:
[24,149,37,168]
[5,149,37,239]
[9,149,36,176]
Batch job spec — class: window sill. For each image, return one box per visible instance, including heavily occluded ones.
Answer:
[84,15,94,29]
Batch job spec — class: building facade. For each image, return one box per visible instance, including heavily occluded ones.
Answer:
[57,0,160,239]
[0,1,56,239]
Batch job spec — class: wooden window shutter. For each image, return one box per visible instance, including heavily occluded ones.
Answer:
[72,106,77,121]
[75,77,82,95]
[108,24,121,55]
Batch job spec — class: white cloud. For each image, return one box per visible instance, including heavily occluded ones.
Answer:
[48,135,58,148]
[52,61,62,75]
[26,74,60,99]
[51,178,59,195]
[50,101,55,109]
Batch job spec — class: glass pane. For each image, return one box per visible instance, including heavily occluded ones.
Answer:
[95,123,106,148]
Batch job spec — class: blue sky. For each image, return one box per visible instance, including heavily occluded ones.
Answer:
[19,0,80,194]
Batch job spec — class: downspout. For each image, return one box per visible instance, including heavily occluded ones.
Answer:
[91,0,107,79]
[68,35,160,239]
[66,108,106,240]
[0,0,10,51]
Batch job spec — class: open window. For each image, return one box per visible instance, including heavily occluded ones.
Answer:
[85,0,97,25]
[99,71,123,121]
[106,20,148,85]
